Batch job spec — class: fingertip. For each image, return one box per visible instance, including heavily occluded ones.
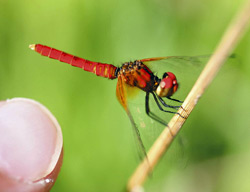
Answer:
[0,98,63,192]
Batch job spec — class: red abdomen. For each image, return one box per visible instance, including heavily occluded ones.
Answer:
[33,44,117,79]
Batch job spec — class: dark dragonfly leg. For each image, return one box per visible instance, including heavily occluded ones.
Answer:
[167,97,183,103]
[153,92,185,118]
[145,92,168,126]
[157,95,181,109]
[151,92,182,116]
[166,96,185,111]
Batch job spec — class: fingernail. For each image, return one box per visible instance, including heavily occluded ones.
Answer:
[0,98,63,192]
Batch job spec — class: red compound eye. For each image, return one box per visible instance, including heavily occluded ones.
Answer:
[160,77,173,89]
[166,72,176,80]
[156,72,179,97]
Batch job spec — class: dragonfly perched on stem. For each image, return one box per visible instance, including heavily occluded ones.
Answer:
[29,44,209,159]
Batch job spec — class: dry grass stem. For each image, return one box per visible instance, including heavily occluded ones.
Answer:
[127,0,250,191]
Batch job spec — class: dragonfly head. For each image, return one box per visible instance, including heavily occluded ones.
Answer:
[156,72,178,97]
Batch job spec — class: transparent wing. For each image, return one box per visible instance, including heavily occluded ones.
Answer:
[118,55,237,160]
[125,86,170,151]
[116,75,148,160]
[125,55,237,154]
[122,56,209,157]
[141,55,236,101]
[142,56,209,100]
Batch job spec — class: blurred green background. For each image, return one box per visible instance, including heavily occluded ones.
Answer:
[1,0,250,191]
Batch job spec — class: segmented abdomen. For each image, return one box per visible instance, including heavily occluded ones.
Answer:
[33,44,117,79]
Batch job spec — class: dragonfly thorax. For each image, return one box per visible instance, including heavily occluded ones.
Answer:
[118,60,158,92]
[117,60,178,98]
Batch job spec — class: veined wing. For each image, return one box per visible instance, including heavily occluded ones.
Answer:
[116,75,148,160]
[125,55,237,151]
[140,55,236,100]
[141,55,210,100]
[117,56,210,157]
[117,55,236,160]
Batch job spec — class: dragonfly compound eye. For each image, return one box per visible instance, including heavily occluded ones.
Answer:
[156,72,178,97]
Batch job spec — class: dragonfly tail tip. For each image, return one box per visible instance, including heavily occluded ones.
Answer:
[29,44,36,50]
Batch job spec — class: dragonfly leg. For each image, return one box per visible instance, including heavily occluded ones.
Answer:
[146,92,175,137]
[166,96,185,111]
[145,92,168,126]
[152,92,185,119]
[157,95,181,109]
[167,97,183,103]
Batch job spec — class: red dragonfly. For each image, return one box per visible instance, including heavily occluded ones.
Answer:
[29,44,207,158]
